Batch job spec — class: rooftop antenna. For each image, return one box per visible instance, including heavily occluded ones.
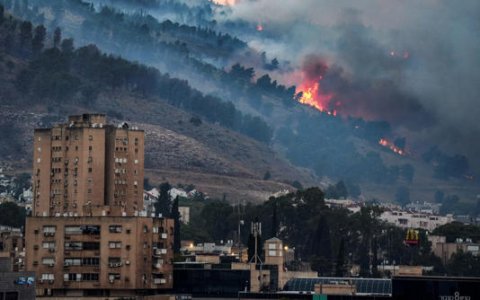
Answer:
[249,221,263,265]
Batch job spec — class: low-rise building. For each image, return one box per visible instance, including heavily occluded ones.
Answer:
[0,256,35,300]
[0,226,24,272]
[428,235,480,264]
[380,210,453,231]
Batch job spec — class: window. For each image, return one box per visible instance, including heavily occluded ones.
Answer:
[64,257,99,266]
[89,135,93,141]
[65,273,80,281]
[83,257,100,266]
[88,168,92,173]
[5,291,19,300]
[43,226,56,234]
[65,226,83,235]
[64,273,98,282]
[65,225,100,235]
[109,241,122,249]
[42,257,55,265]
[109,225,122,233]
[64,258,81,266]
[82,273,99,281]
[41,273,54,280]
[42,242,55,249]
[83,242,100,250]
[65,242,82,250]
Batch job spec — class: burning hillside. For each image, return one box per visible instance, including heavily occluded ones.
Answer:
[296,55,338,115]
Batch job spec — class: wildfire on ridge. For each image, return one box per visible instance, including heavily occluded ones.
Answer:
[297,81,336,115]
[256,23,264,32]
[379,138,406,156]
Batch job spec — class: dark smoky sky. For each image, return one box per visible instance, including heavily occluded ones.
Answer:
[217,0,480,165]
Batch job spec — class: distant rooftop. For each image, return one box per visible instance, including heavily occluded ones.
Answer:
[284,277,392,296]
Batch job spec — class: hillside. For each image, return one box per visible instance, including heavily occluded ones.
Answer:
[0,8,318,202]
[1,2,479,211]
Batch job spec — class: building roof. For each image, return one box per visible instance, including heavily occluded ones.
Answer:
[265,237,282,242]
[284,277,392,295]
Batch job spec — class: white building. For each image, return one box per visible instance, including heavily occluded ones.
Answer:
[380,210,453,231]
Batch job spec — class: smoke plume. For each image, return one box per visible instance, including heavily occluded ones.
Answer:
[216,0,480,164]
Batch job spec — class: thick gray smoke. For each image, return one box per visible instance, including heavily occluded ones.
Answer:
[216,0,480,164]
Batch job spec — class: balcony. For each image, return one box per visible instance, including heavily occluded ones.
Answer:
[161,233,168,239]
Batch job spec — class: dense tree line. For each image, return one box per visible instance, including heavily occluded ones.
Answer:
[180,187,450,277]
[0,10,273,142]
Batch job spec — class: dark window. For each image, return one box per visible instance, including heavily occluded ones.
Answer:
[5,292,18,300]
[83,242,100,250]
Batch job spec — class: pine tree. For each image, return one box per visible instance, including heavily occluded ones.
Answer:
[31,24,46,56]
[171,196,181,254]
[270,201,278,238]
[335,238,346,277]
[154,182,171,217]
[53,27,61,48]
[0,5,4,24]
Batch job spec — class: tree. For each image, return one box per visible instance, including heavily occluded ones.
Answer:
[32,25,46,56]
[53,27,61,48]
[155,182,171,217]
[335,181,348,199]
[60,38,74,54]
[143,177,153,190]
[263,171,271,180]
[12,173,30,198]
[19,21,33,56]
[395,186,410,207]
[0,202,26,228]
[171,196,181,254]
[447,250,480,276]
[0,4,4,24]
[291,180,303,190]
[270,201,278,238]
[335,238,346,277]
[309,215,332,275]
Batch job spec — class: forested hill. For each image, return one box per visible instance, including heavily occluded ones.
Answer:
[1,1,478,209]
[0,7,317,202]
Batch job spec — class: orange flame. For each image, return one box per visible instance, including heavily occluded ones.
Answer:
[379,138,406,156]
[297,81,334,113]
[256,23,264,31]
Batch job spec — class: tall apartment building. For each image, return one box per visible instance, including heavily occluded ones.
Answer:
[25,114,174,297]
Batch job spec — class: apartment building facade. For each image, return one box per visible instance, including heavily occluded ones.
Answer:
[25,114,174,297]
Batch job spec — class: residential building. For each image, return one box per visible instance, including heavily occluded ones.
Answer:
[32,114,144,217]
[0,257,35,300]
[380,210,453,231]
[25,114,174,298]
[0,226,24,272]
[428,235,480,265]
